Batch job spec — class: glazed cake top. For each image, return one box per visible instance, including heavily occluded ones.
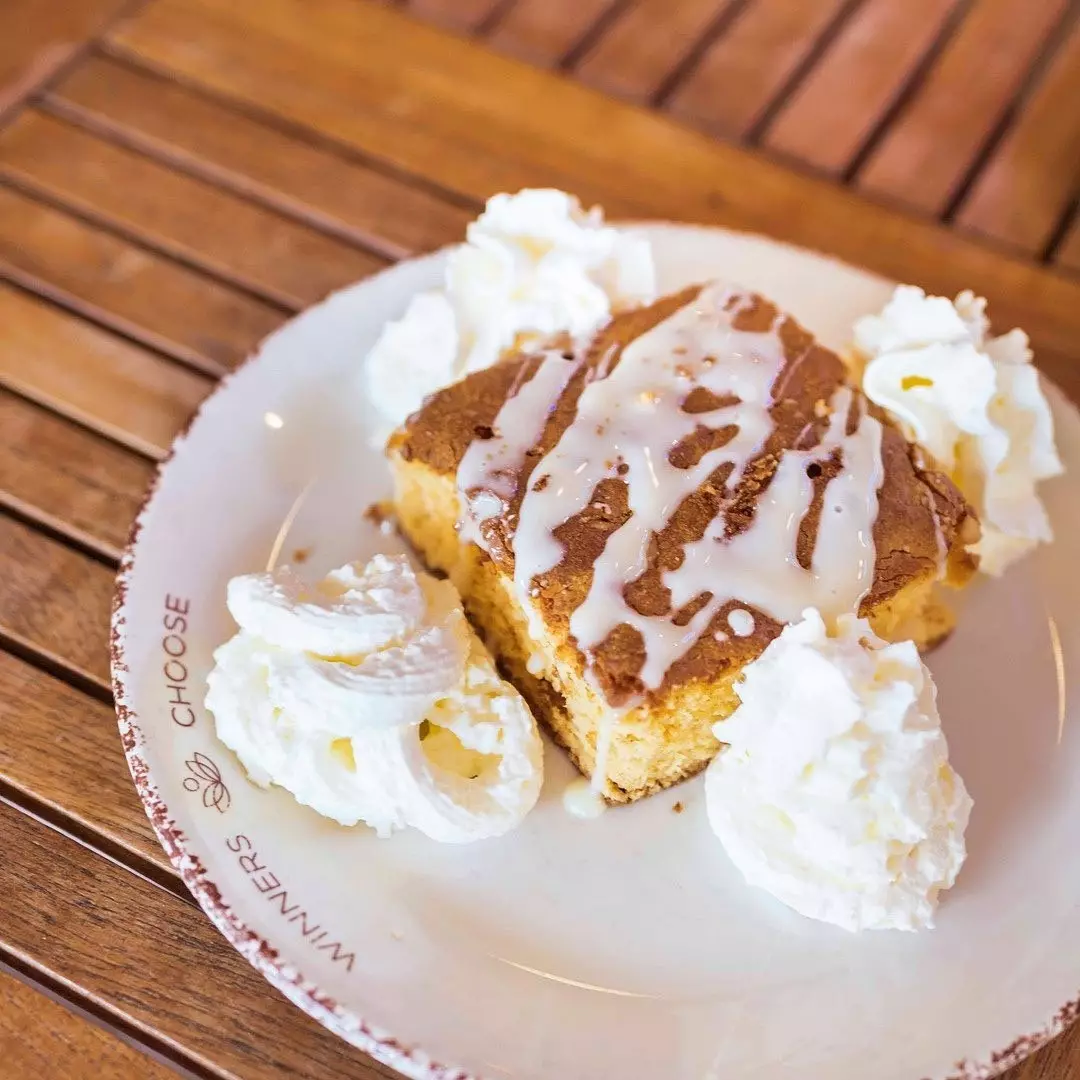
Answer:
[391,283,977,706]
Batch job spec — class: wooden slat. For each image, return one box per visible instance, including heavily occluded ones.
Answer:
[406,0,505,32]
[0,798,394,1080]
[0,651,166,873]
[485,0,618,67]
[762,0,962,174]
[0,966,175,1080]
[857,0,1070,216]
[0,390,153,560]
[0,185,283,376]
[956,17,1080,254]
[1055,216,1080,274]
[104,0,1080,387]
[0,110,384,309]
[1009,1028,1080,1080]
[0,284,209,460]
[0,525,169,869]
[0,0,128,116]
[666,0,849,136]
[0,514,113,689]
[48,54,472,258]
[573,0,740,103]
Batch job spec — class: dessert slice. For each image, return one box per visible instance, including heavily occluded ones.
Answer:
[388,284,978,804]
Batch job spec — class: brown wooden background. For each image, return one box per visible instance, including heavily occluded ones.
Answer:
[0,0,1077,1077]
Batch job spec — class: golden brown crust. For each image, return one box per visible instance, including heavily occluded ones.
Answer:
[391,286,979,707]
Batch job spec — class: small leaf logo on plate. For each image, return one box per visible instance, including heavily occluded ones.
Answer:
[183,752,231,813]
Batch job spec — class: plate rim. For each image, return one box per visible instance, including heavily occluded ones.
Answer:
[110,222,1080,1080]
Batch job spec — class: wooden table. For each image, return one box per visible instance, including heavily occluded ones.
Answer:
[0,1,1077,1077]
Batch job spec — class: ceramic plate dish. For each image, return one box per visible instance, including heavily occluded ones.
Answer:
[112,225,1080,1080]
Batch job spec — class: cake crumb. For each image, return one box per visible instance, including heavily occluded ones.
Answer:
[672,801,684,814]
[364,500,397,536]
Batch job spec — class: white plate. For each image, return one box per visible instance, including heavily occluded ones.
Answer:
[113,225,1080,1080]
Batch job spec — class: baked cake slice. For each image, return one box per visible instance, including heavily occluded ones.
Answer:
[388,284,979,804]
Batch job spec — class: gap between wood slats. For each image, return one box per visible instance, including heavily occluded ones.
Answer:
[841,0,974,182]
[0,646,177,878]
[952,5,1080,254]
[1052,208,1080,272]
[0,506,118,690]
[0,110,385,311]
[40,95,435,265]
[0,956,201,1080]
[0,245,227,382]
[0,784,188,902]
[1042,196,1080,265]
[0,388,154,561]
[483,0,625,69]
[0,798,399,1080]
[560,0,638,70]
[0,622,111,704]
[940,1,1080,226]
[0,168,306,318]
[663,0,862,139]
[0,0,146,125]
[0,491,122,566]
[759,0,969,177]
[0,179,289,378]
[854,0,1073,220]
[650,0,757,107]
[0,202,284,392]
[0,277,212,460]
[94,41,483,216]
[0,951,215,1080]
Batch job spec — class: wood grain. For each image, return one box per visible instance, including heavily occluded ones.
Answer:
[956,16,1080,254]
[0,513,113,688]
[49,53,472,258]
[105,0,1080,384]
[0,798,397,1080]
[666,0,849,136]
[0,0,129,117]
[763,0,962,174]
[0,184,283,376]
[406,0,505,32]
[0,966,175,1080]
[0,390,153,560]
[1055,217,1080,274]
[857,0,1071,216]
[0,283,209,459]
[486,0,619,67]
[1009,1027,1080,1079]
[0,110,385,309]
[0,649,167,871]
[574,0,741,103]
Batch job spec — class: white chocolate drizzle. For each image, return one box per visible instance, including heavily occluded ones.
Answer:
[456,350,576,549]
[514,285,787,634]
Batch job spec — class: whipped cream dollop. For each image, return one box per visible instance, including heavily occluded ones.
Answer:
[205,555,543,842]
[365,188,656,433]
[854,286,1063,575]
[706,609,971,932]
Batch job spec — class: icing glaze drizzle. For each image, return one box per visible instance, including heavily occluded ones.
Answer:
[453,283,886,799]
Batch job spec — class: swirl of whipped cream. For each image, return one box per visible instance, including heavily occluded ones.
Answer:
[853,286,1063,575]
[706,609,971,932]
[364,188,656,435]
[206,554,544,842]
